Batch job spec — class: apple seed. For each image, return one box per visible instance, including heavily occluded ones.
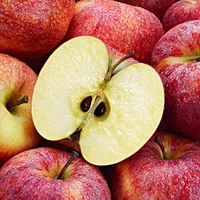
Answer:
[94,102,106,117]
[80,96,92,112]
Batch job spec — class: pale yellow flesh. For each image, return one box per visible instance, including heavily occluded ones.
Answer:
[32,36,109,140]
[80,63,164,165]
[32,36,164,165]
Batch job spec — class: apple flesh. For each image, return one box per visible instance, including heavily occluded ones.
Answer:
[0,0,75,62]
[65,0,164,63]
[0,147,111,200]
[106,132,200,200]
[32,36,164,165]
[116,0,178,19]
[162,0,200,31]
[151,20,200,140]
[0,53,40,162]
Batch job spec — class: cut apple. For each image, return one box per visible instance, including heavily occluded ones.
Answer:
[32,36,164,165]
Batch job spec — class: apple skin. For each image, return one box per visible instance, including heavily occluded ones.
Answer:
[116,0,178,19]
[0,53,40,162]
[105,132,200,200]
[65,0,164,63]
[0,147,111,200]
[151,20,200,140]
[162,0,200,31]
[0,0,75,62]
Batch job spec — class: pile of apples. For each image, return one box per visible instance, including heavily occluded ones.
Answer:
[0,0,200,199]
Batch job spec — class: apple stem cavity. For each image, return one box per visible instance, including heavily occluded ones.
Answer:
[104,52,134,82]
[6,95,29,112]
[57,150,79,180]
[71,127,82,142]
[154,136,167,160]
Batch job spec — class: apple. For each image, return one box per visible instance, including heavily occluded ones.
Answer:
[65,0,164,63]
[0,147,111,199]
[31,36,164,166]
[106,132,200,200]
[0,0,75,62]
[162,0,200,31]
[116,0,178,19]
[151,20,200,140]
[0,53,40,162]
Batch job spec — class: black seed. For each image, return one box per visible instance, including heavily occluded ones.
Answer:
[94,102,106,117]
[80,96,92,112]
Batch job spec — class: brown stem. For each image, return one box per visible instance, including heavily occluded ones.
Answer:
[104,52,134,82]
[154,136,167,160]
[6,95,29,112]
[57,151,79,180]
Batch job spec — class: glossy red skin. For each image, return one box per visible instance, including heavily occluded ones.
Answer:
[107,133,200,200]
[151,21,200,140]
[156,63,200,140]
[0,147,111,200]
[66,0,164,63]
[0,0,75,62]
[116,0,178,19]
[151,20,200,67]
[163,0,200,31]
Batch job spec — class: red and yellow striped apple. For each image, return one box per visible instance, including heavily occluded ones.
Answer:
[0,147,111,200]
[152,20,200,140]
[106,132,200,200]
[0,0,75,62]
[66,0,164,63]
[162,0,200,31]
[0,53,40,162]
[116,0,178,19]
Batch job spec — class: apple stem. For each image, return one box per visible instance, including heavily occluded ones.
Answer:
[57,150,79,180]
[154,136,167,160]
[104,52,134,82]
[6,95,29,112]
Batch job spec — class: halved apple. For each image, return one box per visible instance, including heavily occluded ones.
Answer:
[32,36,164,165]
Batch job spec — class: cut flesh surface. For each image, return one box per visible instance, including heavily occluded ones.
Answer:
[32,36,109,140]
[80,63,164,165]
[32,36,164,165]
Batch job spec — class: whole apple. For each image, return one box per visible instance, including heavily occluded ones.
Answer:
[116,0,178,19]
[66,0,164,63]
[0,0,75,62]
[0,147,111,200]
[151,20,200,140]
[163,0,200,31]
[106,132,200,200]
[0,53,40,162]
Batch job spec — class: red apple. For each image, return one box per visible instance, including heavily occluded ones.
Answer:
[0,0,75,62]
[115,0,178,19]
[0,147,111,200]
[151,20,200,140]
[162,0,200,31]
[66,0,164,63]
[0,53,40,162]
[106,132,200,200]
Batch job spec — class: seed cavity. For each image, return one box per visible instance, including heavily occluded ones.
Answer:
[94,102,106,117]
[80,96,92,112]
